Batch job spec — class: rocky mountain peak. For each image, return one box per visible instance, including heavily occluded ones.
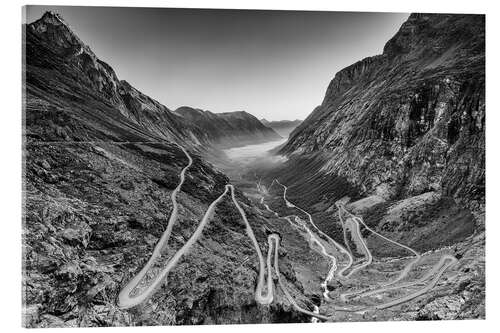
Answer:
[382,13,485,61]
[28,11,87,57]
[26,11,128,110]
[322,13,485,107]
[38,11,69,28]
[38,11,62,22]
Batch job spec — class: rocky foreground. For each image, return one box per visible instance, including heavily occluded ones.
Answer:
[24,139,322,327]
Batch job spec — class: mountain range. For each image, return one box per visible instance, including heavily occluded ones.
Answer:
[256,12,484,321]
[25,11,280,150]
[174,107,281,147]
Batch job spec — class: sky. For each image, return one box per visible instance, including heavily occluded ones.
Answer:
[25,6,409,121]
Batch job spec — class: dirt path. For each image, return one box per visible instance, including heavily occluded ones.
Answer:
[229,185,273,304]
[337,204,422,301]
[117,144,193,309]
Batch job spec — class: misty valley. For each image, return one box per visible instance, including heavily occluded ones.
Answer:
[22,9,484,328]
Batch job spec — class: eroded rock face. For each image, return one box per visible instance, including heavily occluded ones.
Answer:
[417,295,465,320]
[281,14,485,213]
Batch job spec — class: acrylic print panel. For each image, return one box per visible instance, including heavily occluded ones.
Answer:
[22,5,485,327]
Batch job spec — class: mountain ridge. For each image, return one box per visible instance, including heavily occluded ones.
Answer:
[280,13,485,213]
[254,14,485,320]
[174,106,281,148]
[25,11,280,149]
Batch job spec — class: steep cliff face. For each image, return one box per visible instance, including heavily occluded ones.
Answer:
[174,107,281,147]
[281,14,485,212]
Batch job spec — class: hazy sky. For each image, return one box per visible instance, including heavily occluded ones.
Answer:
[26,6,408,121]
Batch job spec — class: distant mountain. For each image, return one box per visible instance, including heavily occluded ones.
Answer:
[24,11,278,149]
[260,119,302,137]
[174,107,281,148]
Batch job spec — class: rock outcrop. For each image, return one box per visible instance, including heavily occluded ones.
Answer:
[281,14,485,214]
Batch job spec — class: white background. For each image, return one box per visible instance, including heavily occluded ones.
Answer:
[1,0,497,332]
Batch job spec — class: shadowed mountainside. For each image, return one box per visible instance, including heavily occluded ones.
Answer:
[281,14,485,214]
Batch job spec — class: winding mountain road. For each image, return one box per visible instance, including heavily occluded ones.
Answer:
[337,209,373,278]
[338,205,422,301]
[230,185,274,305]
[116,144,457,321]
[335,206,457,311]
[273,180,354,280]
[259,178,458,319]
[118,144,193,309]
[265,181,341,300]
[118,145,274,308]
